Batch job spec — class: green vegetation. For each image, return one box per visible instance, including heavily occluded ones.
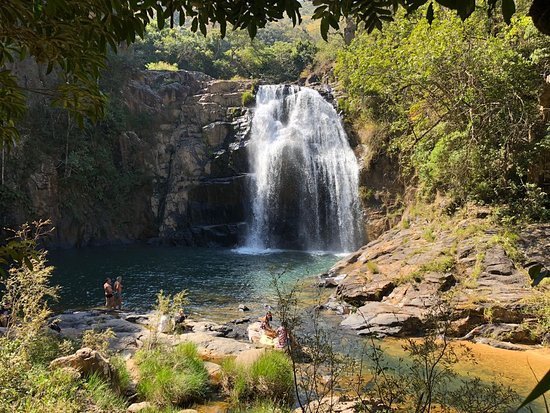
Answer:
[241,90,256,107]
[365,260,380,274]
[146,61,179,71]
[135,343,209,408]
[133,24,317,83]
[155,289,189,315]
[523,289,550,344]
[336,5,550,221]
[221,351,294,406]
[0,224,131,412]
[82,328,116,354]
[85,373,127,412]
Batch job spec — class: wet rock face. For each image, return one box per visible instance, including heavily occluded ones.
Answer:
[123,71,255,247]
[324,212,546,342]
[10,70,255,247]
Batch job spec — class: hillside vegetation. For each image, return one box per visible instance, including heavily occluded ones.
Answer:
[335,5,550,222]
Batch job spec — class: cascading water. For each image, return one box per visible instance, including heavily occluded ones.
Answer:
[244,85,363,252]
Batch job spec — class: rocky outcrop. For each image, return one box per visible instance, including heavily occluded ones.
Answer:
[50,347,114,380]
[4,69,256,247]
[54,310,256,356]
[124,72,255,246]
[322,209,546,342]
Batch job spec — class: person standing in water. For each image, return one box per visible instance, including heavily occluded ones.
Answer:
[103,278,114,309]
[114,276,123,310]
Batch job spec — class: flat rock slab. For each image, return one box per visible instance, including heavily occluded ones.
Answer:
[177,332,256,359]
[234,348,266,367]
[341,302,421,336]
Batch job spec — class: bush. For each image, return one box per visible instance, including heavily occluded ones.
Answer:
[135,343,209,408]
[145,61,179,71]
[81,328,115,355]
[111,355,132,394]
[241,90,256,107]
[221,350,294,406]
[335,9,550,218]
[85,372,127,412]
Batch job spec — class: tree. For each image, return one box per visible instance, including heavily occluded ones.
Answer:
[0,0,544,149]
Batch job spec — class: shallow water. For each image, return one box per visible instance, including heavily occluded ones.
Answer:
[48,245,339,315]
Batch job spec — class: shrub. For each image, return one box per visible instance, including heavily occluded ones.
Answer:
[241,90,255,106]
[27,334,76,366]
[221,350,294,406]
[135,343,208,408]
[155,289,189,316]
[145,61,179,71]
[85,372,127,412]
[81,328,115,355]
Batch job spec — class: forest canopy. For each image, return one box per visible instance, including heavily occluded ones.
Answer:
[1,0,547,148]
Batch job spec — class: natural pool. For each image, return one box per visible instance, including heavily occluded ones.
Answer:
[48,245,340,316]
[48,245,549,411]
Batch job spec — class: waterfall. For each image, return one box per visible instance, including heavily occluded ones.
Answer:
[244,85,363,252]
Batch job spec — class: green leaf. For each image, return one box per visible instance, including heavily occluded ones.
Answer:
[23,256,33,271]
[426,2,434,24]
[517,369,550,410]
[156,6,165,30]
[320,17,329,41]
[457,0,475,20]
[502,0,515,24]
[247,22,257,39]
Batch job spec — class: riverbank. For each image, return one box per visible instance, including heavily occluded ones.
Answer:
[47,306,550,412]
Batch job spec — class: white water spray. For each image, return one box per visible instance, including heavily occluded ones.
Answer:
[244,85,363,252]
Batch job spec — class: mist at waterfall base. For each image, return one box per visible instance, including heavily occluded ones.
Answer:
[242,85,363,253]
[49,246,338,316]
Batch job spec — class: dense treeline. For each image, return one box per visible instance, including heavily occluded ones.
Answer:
[133,24,318,83]
[335,6,550,221]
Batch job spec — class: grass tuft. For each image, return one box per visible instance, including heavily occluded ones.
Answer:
[135,342,209,408]
[221,350,294,406]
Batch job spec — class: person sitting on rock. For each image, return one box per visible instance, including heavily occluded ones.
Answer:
[259,313,276,338]
[174,309,187,333]
[275,324,289,349]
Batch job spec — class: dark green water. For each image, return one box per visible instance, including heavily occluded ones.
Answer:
[48,245,339,315]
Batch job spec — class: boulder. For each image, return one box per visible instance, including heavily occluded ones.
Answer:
[234,348,266,367]
[127,402,153,412]
[178,332,255,358]
[204,361,223,384]
[50,348,113,380]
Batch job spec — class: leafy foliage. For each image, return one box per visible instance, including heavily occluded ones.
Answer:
[135,343,209,408]
[2,0,534,148]
[133,25,317,82]
[221,350,294,405]
[336,6,550,219]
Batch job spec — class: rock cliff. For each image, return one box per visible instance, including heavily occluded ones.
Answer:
[123,71,255,246]
[321,205,549,344]
[1,69,256,247]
